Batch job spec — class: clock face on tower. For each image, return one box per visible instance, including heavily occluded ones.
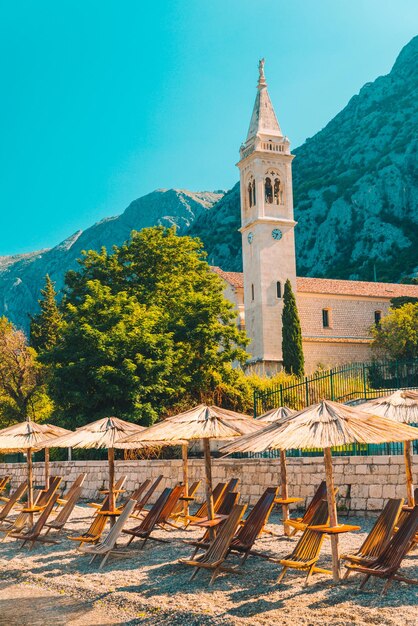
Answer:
[247,232,254,244]
[272,228,283,240]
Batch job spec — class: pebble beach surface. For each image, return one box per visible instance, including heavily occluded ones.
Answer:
[0,504,416,625]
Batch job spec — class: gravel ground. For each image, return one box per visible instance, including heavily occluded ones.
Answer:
[0,503,416,626]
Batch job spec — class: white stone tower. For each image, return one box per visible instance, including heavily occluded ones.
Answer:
[237,59,297,371]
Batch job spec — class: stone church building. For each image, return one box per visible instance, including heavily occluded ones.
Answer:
[214,60,418,374]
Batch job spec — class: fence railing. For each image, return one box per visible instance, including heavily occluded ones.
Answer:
[247,359,418,459]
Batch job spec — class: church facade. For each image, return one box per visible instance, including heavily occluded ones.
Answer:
[214,61,418,374]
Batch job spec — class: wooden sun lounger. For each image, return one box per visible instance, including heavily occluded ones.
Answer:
[68,495,111,547]
[8,494,60,549]
[0,476,11,502]
[342,498,404,577]
[185,482,227,526]
[44,486,83,535]
[56,473,87,507]
[0,483,27,523]
[79,499,137,568]
[168,480,202,526]
[122,487,174,548]
[87,476,127,510]
[180,503,247,585]
[277,500,330,586]
[284,480,327,536]
[186,491,240,557]
[21,476,62,513]
[346,505,418,595]
[130,475,163,518]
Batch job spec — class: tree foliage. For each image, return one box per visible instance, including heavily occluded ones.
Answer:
[0,317,50,426]
[372,303,418,359]
[43,227,248,426]
[30,274,63,351]
[282,279,304,377]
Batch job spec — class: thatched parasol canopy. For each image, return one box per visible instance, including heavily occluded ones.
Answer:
[0,420,72,514]
[220,400,418,581]
[118,404,261,522]
[256,406,293,423]
[46,416,144,512]
[358,390,418,505]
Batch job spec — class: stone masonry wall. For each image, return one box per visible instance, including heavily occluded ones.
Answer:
[0,455,415,513]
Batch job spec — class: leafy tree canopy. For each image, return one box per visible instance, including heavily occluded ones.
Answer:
[30,274,63,351]
[372,303,418,360]
[44,227,248,426]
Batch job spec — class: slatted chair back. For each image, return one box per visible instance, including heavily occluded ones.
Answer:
[233,487,278,548]
[157,484,185,524]
[30,493,58,535]
[0,482,27,521]
[133,488,173,534]
[357,498,404,560]
[197,504,247,567]
[97,499,136,551]
[47,487,82,530]
[80,496,111,540]
[134,475,163,511]
[196,492,240,547]
[0,477,10,493]
[225,478,239,493]
[170,480,201,518]
[300,480,327,525]
[291,501,329,564]
[62,473,87,500]
[371,505,418,574]
[36,476,62,508]
[194,482,227,519]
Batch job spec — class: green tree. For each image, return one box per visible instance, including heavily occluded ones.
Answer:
[0,317,50,426]
[30,275,63,351]
[282,279,304,377]
[46,227,248,425]
[372,303,418,359]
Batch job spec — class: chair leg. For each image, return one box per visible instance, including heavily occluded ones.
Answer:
[209,568,219,586]
[343,567,351,580]
[126,535,134,546]
[304,565,315,587]
[381,577,393,596]
[359,574,371,590]
[190,567,200,581]
[277,566,288,584]
[99,552,110,570]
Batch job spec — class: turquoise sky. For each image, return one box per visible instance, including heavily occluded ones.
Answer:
[0,1,417,255]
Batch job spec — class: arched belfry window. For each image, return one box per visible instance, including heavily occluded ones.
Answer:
[274,178,280,204]
[252,179,256,205]
[248,182,252,208]
[265,177,273,204]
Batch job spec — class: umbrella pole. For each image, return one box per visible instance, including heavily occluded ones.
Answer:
[182,443,189,523]
[27,447,34,525]
[324,447,340,583]
[108,447,115,515]
[280,450,290,536]
[44,447,50,490]
[404,440,414,507]
[203,438,215,525]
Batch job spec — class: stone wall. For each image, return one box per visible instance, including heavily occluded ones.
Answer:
[0,455,415,513]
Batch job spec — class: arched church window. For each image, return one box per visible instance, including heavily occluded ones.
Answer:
[252,180,256,205]
[265,177,273,204]
[248,182,253,208]
[274,178,280,204]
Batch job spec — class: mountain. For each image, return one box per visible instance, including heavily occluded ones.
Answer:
[190,36,418,281]
[0,189,223,331]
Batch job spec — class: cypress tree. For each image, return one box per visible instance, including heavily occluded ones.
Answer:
[282,279,304,377]
[30,275,63,352]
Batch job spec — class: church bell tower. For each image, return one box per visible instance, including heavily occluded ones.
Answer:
[237,59,297,370]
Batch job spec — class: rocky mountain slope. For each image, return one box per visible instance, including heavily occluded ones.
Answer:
[0,189,223,331]
[1,36,417,331]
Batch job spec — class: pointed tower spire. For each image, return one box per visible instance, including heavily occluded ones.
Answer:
[245,59,282,142]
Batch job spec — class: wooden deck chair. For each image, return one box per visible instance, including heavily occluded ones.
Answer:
[285,481,332,537]
[0,485,52,539]
[156,484,185,531]
[277,500,330,586]
[346,505,418,595]
[89,479,150,512]
[21,476,62,513]
[44,486,83,535]
[56,473,87,507]
[342,498,404,577]
[8,494,59,549]
[131,475,163,518]
[228,487,278,565]
[68,495,111,547]
[180,503,247,585]
[168,480,202,526]
[0,476,11,502]
[122,487,174,548]
[0,483,27,523]
[79,499,137,568]
[87,476,127,510]
[185,482,228,526]
[187,491,240,558]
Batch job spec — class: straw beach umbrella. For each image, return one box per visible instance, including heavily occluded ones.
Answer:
[117,404,262,522]
[220,399,418,582]
[0,420,70,518]
[257,406,294,533]
[45,417,144,513]
[358,390,418,506]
